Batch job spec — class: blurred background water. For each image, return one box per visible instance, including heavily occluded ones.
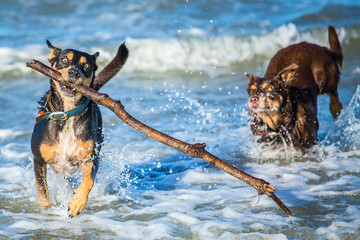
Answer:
[0,0,359,239]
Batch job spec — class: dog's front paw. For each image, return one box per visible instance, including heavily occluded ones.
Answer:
[330,99,343,118]
[330,94,343,118]
[37,198,52,208]
[68,186,89,217]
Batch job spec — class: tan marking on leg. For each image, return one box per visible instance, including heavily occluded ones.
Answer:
[39,143,59,164]
[76,140,94,159]
[34,162,51,207]
[68,160,95,216]
[329,93,342,118]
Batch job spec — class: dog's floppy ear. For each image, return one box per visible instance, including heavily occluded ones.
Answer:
[46,40,61,64]
[277,63,298,86]
[246,73,260,86]
[92,52,99,71]
[246,73,260,94]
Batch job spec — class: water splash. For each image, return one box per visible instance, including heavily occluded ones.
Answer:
[323,85,360,154]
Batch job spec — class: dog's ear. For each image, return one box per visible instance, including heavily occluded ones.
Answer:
[246,73,260,94]
[46,40,61,64]
[246,73,260,86]
[92,52,99,71]
[277,63,298,86]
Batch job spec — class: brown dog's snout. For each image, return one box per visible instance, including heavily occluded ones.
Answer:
[68,68,81,80]
[250,96,259,103]
[249,96,259,108]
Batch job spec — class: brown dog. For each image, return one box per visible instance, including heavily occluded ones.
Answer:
[247,26,343,149]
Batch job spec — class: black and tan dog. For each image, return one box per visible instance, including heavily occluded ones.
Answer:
[247,26,343,150]
[31,40,128,216]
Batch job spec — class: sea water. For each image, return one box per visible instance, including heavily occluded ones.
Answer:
[0,0,359,239]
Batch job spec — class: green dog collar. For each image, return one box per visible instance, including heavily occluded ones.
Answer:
[35,98,90,123]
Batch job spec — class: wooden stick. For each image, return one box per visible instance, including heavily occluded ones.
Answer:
[26,59,292,216]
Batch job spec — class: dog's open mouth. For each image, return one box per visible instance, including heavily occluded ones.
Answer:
[252,109,280,131]
[60,83,77,96]
[255,121,267,136]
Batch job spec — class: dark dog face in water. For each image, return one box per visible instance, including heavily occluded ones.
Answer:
[47,40,99,98]
[247,64,298,133]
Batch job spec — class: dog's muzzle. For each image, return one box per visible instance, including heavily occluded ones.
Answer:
[68,68,81,80]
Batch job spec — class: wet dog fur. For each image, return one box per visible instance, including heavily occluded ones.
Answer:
[247,26,343,150]
[31,40,128,216]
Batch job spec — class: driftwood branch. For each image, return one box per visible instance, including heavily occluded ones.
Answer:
[26,59,292,216]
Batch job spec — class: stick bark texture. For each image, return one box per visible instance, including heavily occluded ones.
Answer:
[27,59,292,216]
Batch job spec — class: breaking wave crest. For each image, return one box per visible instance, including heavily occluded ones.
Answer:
[0,23,354,78]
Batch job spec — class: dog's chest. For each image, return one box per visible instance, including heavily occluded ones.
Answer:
[44,119,94,175]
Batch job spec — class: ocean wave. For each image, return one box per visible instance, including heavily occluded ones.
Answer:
[0,23,355,78]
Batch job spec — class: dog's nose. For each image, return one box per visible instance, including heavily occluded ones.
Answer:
[250,96,259,103]
[68,68,81,80]
[250,96,259,108]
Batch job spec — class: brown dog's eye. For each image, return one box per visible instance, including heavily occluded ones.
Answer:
[84,63,89,69]
[62,58,68,63]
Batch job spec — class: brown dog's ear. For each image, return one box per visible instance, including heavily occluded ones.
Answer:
[246,73,253,81]
[46,40,61,64]
[246,73,260,85]
[246,73,260,94]
[277,63,298,85]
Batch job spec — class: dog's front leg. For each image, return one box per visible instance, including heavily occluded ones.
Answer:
[34,158,51,207]
[68,158,98,217]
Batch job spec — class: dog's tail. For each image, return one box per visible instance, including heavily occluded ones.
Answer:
[93,43,129,91]
[328,26,343,68]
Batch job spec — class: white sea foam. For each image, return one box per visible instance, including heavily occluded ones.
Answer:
[0,45,47,78]
[0,24,352,78]
[1,143,31,160]
[2,142,359,239]
[0,166,26,182]
[0,129,25,141]
[9,220,39,230]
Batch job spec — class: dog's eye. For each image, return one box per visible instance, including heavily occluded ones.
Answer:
[268,87,273,92]
[62,58,68,63]
[83,63,89,69]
